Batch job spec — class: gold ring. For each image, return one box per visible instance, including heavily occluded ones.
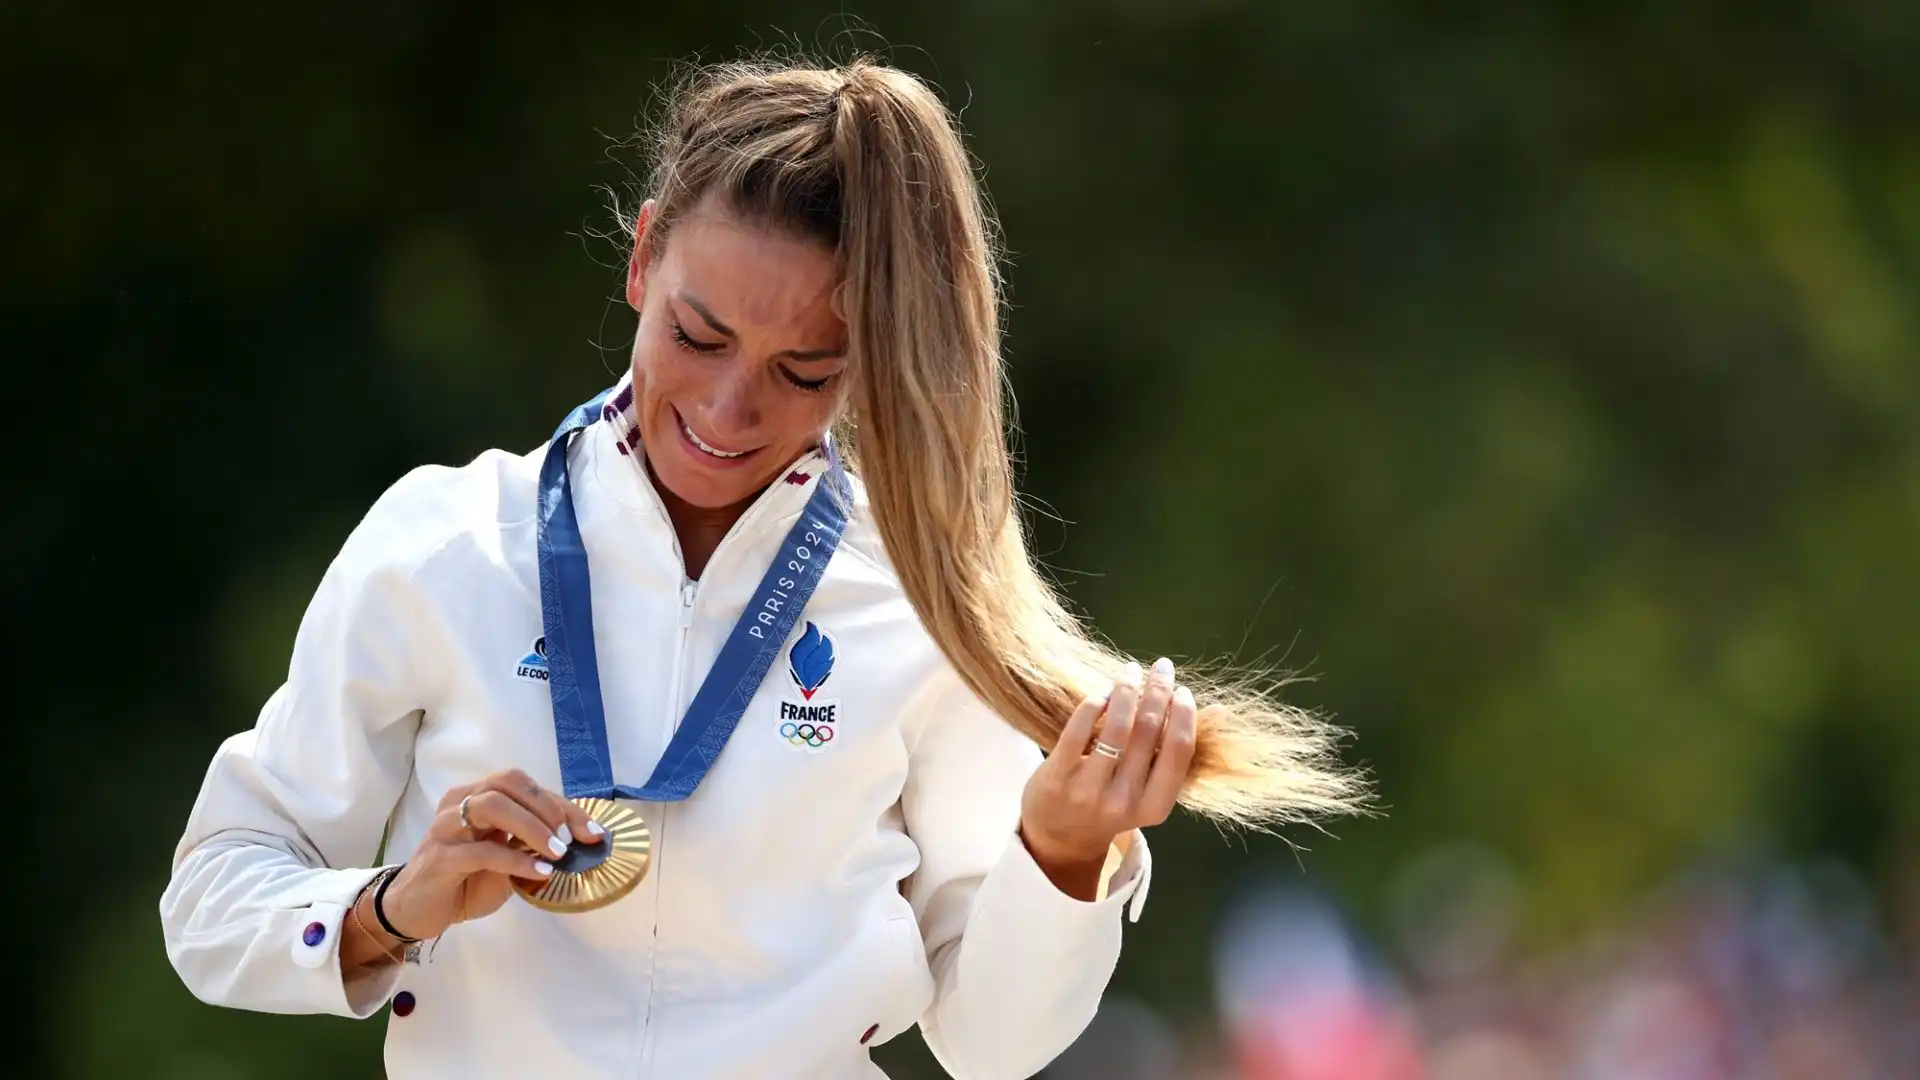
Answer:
[1092,740,1123,759]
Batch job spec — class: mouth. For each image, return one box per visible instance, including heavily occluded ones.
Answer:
[671,407,759,466]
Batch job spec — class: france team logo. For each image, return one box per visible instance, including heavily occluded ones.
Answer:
[778,621,838,752]
[787,621,835,699]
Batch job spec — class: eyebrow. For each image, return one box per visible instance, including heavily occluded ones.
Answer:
[677,292,846,363]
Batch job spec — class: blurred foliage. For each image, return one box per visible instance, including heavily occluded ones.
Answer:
[5,0,1917,1076]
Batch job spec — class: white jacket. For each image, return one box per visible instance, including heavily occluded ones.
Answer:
[160,397,1151,1080]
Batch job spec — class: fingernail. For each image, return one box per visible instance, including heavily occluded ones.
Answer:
[556,823,574,847]
[548,835,568,858]
[534,860,554,876]
[586,820,606,838]
[1120,661,1143,687]
[1151,656,1174,681]
[1175,685,1195,707]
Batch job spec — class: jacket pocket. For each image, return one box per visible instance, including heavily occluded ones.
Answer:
[862,915,936,1048]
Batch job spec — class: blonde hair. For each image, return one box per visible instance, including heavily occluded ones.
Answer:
[625,56,1369,829]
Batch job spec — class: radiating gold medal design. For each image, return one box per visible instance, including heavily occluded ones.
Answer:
[512,797,652,913]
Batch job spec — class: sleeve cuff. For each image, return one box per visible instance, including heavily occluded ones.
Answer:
[991,830,1154,929]
[1107,830,1153,924]
[283,866,407,1018]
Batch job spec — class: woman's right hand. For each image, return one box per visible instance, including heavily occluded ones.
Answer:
[380,769,603,941]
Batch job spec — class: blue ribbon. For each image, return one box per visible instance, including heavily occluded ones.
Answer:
[536,386,850,801]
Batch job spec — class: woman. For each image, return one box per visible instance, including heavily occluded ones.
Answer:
[160,57,1365,1079]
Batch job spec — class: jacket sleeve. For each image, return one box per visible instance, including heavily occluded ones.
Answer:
[900,668,1153,1080]
[158,469,447,1018]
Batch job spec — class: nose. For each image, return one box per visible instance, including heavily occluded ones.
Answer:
[700,363,763,438]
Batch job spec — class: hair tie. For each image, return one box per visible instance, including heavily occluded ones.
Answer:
[372,864,423,944]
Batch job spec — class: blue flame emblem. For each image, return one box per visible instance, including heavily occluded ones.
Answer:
[787,621,835,700]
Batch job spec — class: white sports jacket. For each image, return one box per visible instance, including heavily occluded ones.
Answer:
[160,388,1150,1080]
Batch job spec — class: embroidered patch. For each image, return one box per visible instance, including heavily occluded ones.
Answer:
[777,621,838,752]
[515,637,550,682]
[788,622,834,699]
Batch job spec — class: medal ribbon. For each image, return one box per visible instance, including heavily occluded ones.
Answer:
[536,385,850,800]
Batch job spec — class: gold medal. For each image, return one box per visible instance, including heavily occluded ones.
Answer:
[512,797,652,914]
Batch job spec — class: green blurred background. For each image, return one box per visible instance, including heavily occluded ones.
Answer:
[7,2,1916,1077]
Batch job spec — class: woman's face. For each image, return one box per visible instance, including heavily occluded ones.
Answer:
[625,198,848,511]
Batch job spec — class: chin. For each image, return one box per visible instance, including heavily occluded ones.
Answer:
[669,475,759,510]
[641,438,764,509]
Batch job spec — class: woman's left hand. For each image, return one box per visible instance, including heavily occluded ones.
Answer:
[1019,657,1195,892]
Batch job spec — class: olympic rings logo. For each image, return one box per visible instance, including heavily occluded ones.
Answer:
[780,721,835,748]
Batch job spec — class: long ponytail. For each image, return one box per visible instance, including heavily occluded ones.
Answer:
[632,56,1369,829]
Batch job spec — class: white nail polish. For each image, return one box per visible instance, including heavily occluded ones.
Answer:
[556,823,574,847]
[1120,662,1143,687]
[1151,656,1174,680]
[1174,685,1195,706]
[534,860,554,876]
[586,820,606,837]
[548,835,568,858]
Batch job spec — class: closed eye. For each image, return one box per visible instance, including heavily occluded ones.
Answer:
[671,321,725,354]
[783,369,835,393]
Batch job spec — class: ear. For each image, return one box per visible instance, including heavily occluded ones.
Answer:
[625,199,659,313]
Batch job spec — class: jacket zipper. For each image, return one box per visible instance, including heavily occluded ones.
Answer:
[633,466,817,1079]
[636,579,696,1080]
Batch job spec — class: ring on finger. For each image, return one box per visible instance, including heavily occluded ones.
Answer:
[1092,740,1123,759]
[457,794,475,832]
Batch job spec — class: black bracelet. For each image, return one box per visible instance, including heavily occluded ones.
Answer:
[372,864,423,944]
